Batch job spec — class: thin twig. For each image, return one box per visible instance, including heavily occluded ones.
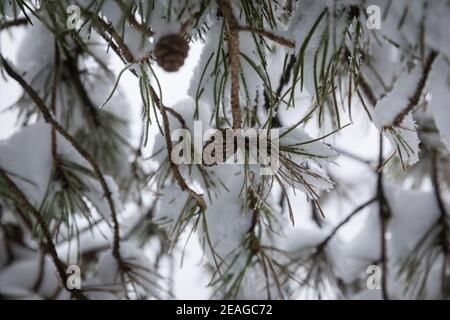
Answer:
[377,134,391,300]
[149,86,206,212]
[319,197,378,248]
[390,51,438,127]
[113,0,154,37]
[237,26,295,48]
[0,17,28,31]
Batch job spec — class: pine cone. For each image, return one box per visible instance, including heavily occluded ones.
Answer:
[154,34,189,72]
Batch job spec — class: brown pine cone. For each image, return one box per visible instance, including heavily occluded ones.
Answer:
[154,34,189,72]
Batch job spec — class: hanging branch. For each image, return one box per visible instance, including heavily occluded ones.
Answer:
[377,134,391,300]
[431,152,450,298]
[0,168,88,300]
[0,57,127,273]
[334,147,373,166]
[358,74,378,107]
[236,26,295,48]
[87,11,137,64]
[50,40,61,167]
[356,52,394,299]
[218,0,242,129]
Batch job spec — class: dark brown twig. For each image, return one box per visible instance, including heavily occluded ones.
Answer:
[113,0,154,37]
[431,152,450,298]
[89,16,205,213]
[390,51,438,127]
[318,197,378,249]
[149,86,206,212]
[377,134,391,300]
[0,17,28,31]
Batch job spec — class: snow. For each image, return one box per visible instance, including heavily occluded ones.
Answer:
[202,165,252,259]
[387,185,447,262]
[150,97,212,188]
[338,203,381,283]
[282,225,328,252]
[0,256,60,298]
[425,2,450,59]
[154,184,191,233]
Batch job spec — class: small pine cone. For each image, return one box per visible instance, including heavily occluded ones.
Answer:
[154,34,189,72]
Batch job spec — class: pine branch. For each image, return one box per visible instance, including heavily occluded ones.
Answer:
[65,54,100,128]
[334,147,373,166]
[0,168,88,300]
[86,11,137,64]
[218,0,242,129]
[0,57,127,275]
[113,0,154,37]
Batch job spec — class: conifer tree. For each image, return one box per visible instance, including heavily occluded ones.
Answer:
[0,0,449,300]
